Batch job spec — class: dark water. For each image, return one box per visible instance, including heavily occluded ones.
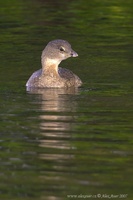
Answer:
[0,0,133,200]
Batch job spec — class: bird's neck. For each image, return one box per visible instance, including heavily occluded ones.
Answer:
[42,58,61,76]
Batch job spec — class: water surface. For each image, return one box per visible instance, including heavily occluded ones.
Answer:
[0,0,133,199]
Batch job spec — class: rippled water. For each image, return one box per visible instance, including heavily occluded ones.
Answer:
[0,0,133,200]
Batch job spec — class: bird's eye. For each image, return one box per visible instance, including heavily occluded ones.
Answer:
[59,46,65,52]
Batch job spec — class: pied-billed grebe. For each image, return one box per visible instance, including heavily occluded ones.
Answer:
[26,39,82,88]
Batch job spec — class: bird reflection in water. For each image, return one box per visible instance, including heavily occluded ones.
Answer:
[27,87,79,199]
[27,87,79,145]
